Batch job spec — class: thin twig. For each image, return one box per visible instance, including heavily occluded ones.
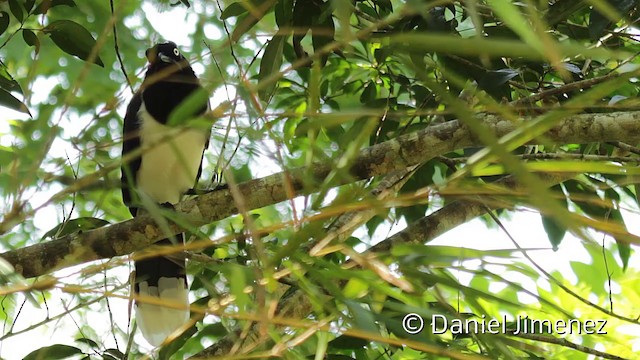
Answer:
[103,267,120,350]
[110,0,133,94]
[442,152,640,164]
[0,294,105,341]
[608,141,640,156]
[602,211,614,313]
[507,332,629,360]
[511,71,620,106]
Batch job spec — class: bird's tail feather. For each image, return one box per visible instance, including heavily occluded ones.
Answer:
[134,237,189,346]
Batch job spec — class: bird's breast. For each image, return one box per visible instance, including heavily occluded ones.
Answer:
[136,103,207,204]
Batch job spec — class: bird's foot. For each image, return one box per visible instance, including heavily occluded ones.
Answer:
[160,202,176,209]
[185,183,228,196]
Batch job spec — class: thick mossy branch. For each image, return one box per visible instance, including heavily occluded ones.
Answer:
[3,111,640,278]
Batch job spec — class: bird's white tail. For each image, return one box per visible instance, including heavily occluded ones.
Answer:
[136,277,190,346]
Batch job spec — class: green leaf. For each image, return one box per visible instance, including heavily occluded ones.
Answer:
[102,348,125,360]
[564,178,610,218]
[291,0,316,58]
[33,0,76,15]
[23,344,84,360]
[359,81,376,103]
[608,208,631,270]
[317,355,355,360]
[0,146,13,169]
[0,89,30,115]
[541,215,565,250]
[75,338,98,349]
[328,334,369,350]
[343,277,369,299]
[25,0,36,12]
[274,0,293,27]
[0,11,9,36]
[344,300,378,333]
[616,240,631,271]
[0,256,18,281]
[44,20,104,67]
[8,0,23,23]
[540,183,568,249]
[311,4,335,66]
[220,2,248,19]
[544,0,589,26]
[589,0,634,40]
[22,29,40,53]
[376,0,392,13]
[486,0,545,53]
[365,215,384,237]
[173,0,191,8]
[230,1,275,42]
[0,65,23,94]
[217,262,254,309]
[258,33,285,101]
[41,217,110,241]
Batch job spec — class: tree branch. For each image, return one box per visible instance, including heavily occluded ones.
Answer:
[365,172,570,255]
[3,111,640,278]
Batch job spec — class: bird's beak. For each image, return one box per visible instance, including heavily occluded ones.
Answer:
[145,46,184,70]
[158,54,175,63]
[145,48,178,65]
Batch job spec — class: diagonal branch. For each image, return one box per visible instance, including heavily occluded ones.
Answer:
[3,111,640,279]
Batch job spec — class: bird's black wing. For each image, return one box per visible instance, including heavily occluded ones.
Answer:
[121,91,143,217]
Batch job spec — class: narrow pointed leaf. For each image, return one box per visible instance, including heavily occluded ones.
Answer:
[0,89,30,115]
[0,11,9,36]
[25,0,36,12]
[609,208,631,270]
[230,1,275,42]
[33,0,76,15]
[258,33,285,101]
[220,2,247,19]
[541,215,566,250]
[8,0,23,23]
[41,217,110,241]
[0,65,23,94]
[23,344,83,360]
[44,20,104,67]
[22,29,40,53]
[274,0,293,27]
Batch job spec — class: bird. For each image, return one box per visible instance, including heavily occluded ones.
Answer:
[121,41,210,346]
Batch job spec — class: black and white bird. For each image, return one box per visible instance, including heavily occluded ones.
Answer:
[121,41,210,346]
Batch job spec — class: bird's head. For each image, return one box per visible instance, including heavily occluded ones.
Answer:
[145,41,189,72]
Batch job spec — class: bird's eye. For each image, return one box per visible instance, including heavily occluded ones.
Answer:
[173,48,180,56]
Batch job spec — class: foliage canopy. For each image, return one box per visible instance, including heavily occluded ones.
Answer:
[0,0,639,359]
